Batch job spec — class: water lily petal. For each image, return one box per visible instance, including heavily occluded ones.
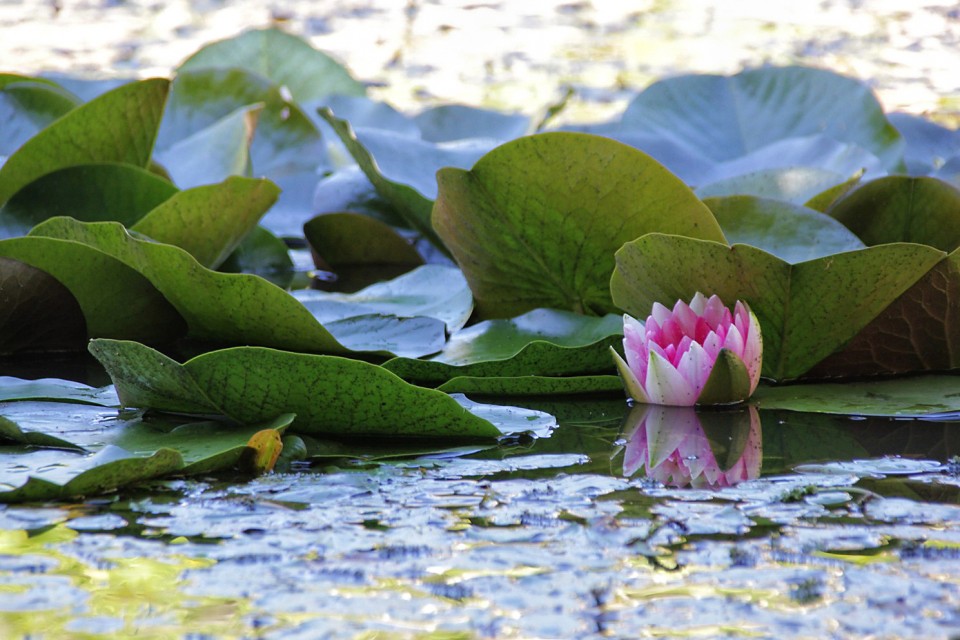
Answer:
[611,347,651,404]
[645,349,697,405]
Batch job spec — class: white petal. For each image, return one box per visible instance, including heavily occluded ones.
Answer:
[645,349,697,406]
[650,302,671,326]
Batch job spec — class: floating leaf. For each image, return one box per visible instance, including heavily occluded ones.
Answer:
[177,28,365,103]
[0,78,169,205]
[293,265,472,333]
[433,132,725,318]
[889,112,960,175]
[131,176,279,269]
[826,176,960,252]
[620,66,903,171]
[807,249,960,376]
[89,339,506,439]
[384,309,622,384]
[218,225,293,286]
[704,195,865,263]
[611,234,944,380]
[0,376,117,406]
[437,375,622,396]
[0,75,79,156]
[0,257,87,354]
[30,217,349,354]
[0,235,185,346]
[695,167,849,204]
[414,104,530,142]
[319,107,494,250]
[753,375,960,417]
[154,104,260,189]
[304,212,423,275]
[0,163,177,239]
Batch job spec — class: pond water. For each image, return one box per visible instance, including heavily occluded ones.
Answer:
[2,394,960,638]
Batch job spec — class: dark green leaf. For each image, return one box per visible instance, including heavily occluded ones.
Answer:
[753,375,960,416]
[0,76,79,156]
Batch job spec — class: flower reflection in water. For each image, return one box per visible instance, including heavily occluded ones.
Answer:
[621,404,762,488]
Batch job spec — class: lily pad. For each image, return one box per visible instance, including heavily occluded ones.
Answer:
[0,163,178,239]
[218,225,294,286]
[619,65,903,171]
[29,217,350,354]
[695,167,849,204]
[155,104,260,189]
[293,265,472,333]
[131,176,279,269]
[433,132,726,318]
[0,377,117,406]
[0,257,87,354]
[611,234,945,380]
[753,375,960,417]
[825,176,960,252]
[703,195,865,263]
[89,339,508,439]
[437,375,622,396]
[176,28,365,103]
[383,308,622,384]
[0,78,169,205]
[414,104,530,142]
[304,212,424,274]
[888,112,960,175]
[0,75,79,156]
[0,235,186,346]
[806,248,960,376]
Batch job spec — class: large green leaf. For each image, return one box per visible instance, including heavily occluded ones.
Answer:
[611,234,945,380]
[176,28,365,103]
[319,107,492,251]
[433,132,726,318]
[0,257,87,355]
[89,339,506,439]
[695,167,849,204]
[753,375,960,417]
[888,112,960,175]
[0,235,185,346]
[704,195,865,263]
[807,248,960,376]
[437,375,622,396]
[0,163,177,239]
[0,75,79,156]
[826,176,960,252]
[131,176,279,269]
[0,78,169,205]
[414,104,530,142]
[0,376,117,406]
[619,66,904,171]
[28,217,347,354]
[383,309,622,384]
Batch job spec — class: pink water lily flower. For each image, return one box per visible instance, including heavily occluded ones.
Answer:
[612,292,762,406]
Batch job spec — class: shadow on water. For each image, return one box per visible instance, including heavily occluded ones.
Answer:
[2,391,960,637]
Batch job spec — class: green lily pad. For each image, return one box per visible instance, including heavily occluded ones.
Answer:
[753,375,960,417]
[826,176,960,252]
[131,176,279,269]
[437,375,622,396]
[319,107,493,252]
[806,248,960,377]
[0,257,87,355]
[29,217,350,354]
[0,75,79,156]
[89,339,509,439]
[0,235,186,346]
[611,234,945,380]
[432,132,726,318]
[704,195,865,263]
[0,163,178,239]
[0,404,294,502]
[0,78,169,205]
[888,112,960,175]
[620,65,903,171]
[176,28,365,103]
[155,104,260,189]
[383,309,622,384]
[303,212,424,274]
[218,225,294,287]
